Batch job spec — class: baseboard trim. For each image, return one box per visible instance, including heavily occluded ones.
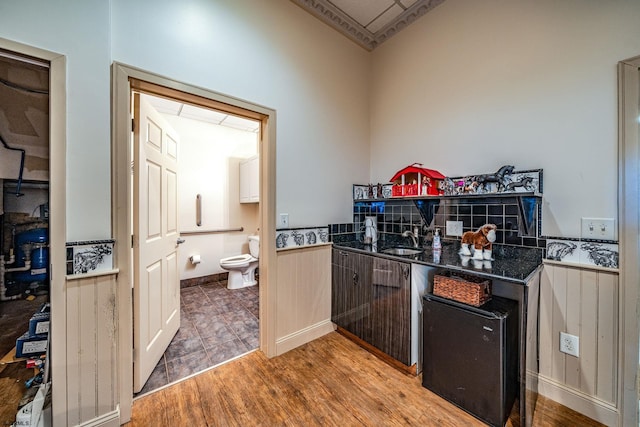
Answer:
[77,407,120,427]
[275,320,335,356]
[538,374,618,426]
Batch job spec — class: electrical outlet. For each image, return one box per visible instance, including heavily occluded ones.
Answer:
[279,213,289,228]
[560,332,579,357]
[446,220,464,237]
[581,217,615,240]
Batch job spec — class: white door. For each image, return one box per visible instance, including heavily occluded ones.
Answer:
[132,93,181,393]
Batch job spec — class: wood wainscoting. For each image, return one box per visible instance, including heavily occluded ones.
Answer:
[275,243,334,355]
[65,270,120,427]
[538,262,619,425]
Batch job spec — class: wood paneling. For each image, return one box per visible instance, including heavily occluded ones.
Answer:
[539,263,619,413]
[275,245,332,354]
[65,273,118,426]
[126,332,604,427]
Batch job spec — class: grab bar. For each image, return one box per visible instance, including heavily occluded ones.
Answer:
[196,194,202,226]
[181,227,244,236]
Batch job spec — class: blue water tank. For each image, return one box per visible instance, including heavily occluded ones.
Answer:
[12,228,48,283]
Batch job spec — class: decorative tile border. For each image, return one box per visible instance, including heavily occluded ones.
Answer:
[545,237,619,269]
[65,239,114,275]
[276,226,329,250]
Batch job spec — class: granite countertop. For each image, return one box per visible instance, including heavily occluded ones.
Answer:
[332,240,543,285]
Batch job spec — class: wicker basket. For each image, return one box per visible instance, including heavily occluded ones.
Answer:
[433,272,492,307]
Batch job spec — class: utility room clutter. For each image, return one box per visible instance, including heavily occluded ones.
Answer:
[0,189,52,422]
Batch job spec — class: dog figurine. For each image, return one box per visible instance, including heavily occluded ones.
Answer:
[460,224,497,260]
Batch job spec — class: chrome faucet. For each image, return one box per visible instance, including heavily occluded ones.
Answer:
[402,227,420,248]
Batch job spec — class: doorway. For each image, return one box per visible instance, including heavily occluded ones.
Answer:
[0,47,50,427]
[0,39,65,427]
[112,63,277,422]
[133,92,261,395]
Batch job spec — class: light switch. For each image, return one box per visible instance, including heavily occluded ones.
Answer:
[580,218,615,240]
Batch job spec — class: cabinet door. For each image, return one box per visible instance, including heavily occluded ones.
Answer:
[239,156,259,203]
[370,257,411,365]
[331,249,371,340]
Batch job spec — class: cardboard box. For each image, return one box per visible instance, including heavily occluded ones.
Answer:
[16,332,48,358]
[28,311,50,336]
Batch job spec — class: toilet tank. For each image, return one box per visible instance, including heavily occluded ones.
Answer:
[248,235,259,258]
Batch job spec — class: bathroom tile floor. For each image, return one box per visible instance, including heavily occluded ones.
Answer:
[135,278,259,397]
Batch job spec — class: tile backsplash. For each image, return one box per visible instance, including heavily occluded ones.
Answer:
[346,196,545,249]
[328,192,620,270]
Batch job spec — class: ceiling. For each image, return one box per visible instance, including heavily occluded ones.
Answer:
[147,95,260,133]
[290,0,446,51]
[0,50,50,181]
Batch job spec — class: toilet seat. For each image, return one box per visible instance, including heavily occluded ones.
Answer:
[220,254,256,268]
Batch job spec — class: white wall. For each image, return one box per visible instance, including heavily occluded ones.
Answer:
[163,114,259,280]
[0,1,111,242]
[0,0,371,237]
[370,0,640,238]
[111,0,371,228]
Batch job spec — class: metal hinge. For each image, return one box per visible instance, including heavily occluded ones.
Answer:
[131,117,135,132]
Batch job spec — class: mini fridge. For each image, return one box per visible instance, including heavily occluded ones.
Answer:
[422,294,518,427]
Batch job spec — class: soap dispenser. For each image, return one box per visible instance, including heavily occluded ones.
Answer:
[432,228,442,250]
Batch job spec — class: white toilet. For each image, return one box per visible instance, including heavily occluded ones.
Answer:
[219,235,259,289]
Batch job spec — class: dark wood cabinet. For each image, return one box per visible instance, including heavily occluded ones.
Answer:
[331,248,411,366]
[331,249,372,341]
[370,256,411,365]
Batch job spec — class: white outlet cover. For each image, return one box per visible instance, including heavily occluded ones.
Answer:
[446,220,463,237]
[560,332,579,357]
[279,213,289,228]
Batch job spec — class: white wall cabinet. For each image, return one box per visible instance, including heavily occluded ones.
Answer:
[240,155,259,203]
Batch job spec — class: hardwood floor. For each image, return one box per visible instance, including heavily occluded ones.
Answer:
[126,332,604,427]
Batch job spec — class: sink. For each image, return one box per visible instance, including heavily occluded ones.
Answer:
[382,247,423,256]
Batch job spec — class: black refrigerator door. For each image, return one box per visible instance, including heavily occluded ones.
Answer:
[422,295,518,427]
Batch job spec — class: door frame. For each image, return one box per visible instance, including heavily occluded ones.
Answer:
[0,38,66,426]
[617,54,640,426]
[111,63,277,422]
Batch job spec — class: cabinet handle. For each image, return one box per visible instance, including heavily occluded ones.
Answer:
[340,251,349,256]
[403,266,410,280]
[352,272,359,284]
